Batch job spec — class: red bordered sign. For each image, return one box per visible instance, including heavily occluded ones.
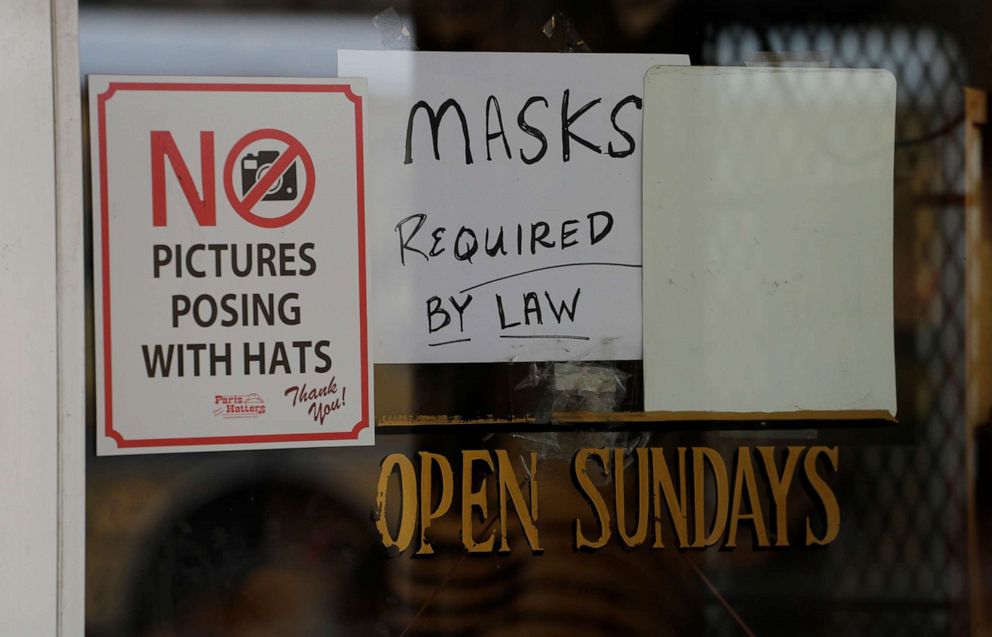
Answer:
[91,77,372,454]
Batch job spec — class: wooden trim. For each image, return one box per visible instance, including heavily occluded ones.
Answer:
[378,415,534,427]
[552,409,896,423]
[377,409,895,427]
[964,86,991,637]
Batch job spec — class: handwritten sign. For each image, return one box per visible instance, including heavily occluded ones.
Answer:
[641,67,897,417]
[89,76,373,454]
[337,51,687,363]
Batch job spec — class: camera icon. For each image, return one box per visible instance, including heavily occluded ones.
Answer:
[240,151,298,201]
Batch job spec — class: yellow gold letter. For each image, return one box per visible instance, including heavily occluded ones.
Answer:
[652,447,690,548]
[726,447,770,548]
[804,446,841,546]
[416,451,454,556]
[495,450,542,553]
[615,448,650,547]
[462,450,496,553]
[376,453,418,553]
[757,446,803,547]
[692,447,729,548]
[573,448,612,550]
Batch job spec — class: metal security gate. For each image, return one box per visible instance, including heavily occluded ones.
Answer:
[701,21,971,637]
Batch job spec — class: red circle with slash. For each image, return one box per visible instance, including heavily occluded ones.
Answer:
[223,128,316,229]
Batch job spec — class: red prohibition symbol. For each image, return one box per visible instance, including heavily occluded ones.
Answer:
[223,128,316,228]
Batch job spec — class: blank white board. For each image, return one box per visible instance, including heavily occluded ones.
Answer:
[641,66,897,418]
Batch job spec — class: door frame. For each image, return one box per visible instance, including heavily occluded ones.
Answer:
[0,0,85,633]
[53,0,86,633]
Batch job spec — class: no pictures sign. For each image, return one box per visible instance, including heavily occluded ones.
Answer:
[89,76,373,454]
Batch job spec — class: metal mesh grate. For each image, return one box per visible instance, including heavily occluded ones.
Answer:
[701,23,970,636]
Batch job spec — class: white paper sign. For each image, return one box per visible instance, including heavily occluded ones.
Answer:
[90,76,373,454]
[641,67,897,417]
[337,51,688,363]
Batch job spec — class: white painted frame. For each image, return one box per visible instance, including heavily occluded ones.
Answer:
[54,0,86,632]
[0,0,85,634]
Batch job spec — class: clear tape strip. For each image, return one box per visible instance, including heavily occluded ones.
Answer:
[373,7,414,51]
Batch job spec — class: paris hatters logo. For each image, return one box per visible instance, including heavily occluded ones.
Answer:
[214,393,267,419]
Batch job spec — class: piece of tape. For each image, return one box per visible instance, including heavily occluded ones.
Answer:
[541,11,591,53]
[553,363,619,393]
[373,7,413,51]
